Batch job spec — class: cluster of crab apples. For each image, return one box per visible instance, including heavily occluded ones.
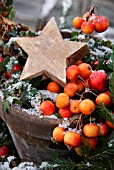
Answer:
[39,60,113,150]
[72,6,109,34]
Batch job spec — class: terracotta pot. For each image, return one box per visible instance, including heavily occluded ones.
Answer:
[0,98,77,165]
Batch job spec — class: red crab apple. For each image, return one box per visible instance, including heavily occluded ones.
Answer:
[83,137,98,148]
[5,64,22,79]
[58,107,73,118]
[0,56,4,63]
[98,123,109,136]
[93,16,109,33]
[0,146,9,157]
[40,100,55,116]
[83,123,100,137]
[88,70,109,92]
[64,131,82,148]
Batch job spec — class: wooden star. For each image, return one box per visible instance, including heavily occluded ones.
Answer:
[16,17,89,87]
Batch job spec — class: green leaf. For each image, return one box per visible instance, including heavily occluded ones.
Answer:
[96,103,114,123]
[30,75,42,89]
[3,100,10,113]
[5,6,16,20]
[5,0,13,7]
[54,113,62,119]
[8,29,17,37]
[27,30,37,37]
[7,61,14,74]
[3,56,10,66]
[0,62,4,72]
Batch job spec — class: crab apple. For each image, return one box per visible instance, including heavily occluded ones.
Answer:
[0,146,9,157]
[72,16,85,29]
[83,137,98,148]
[40,100,55,116]
[104,91,113,107]
[64,82,78,97]
[88,70,109,92]
[66,65,80,80]
[82,12,90,19]
[64,131,82,148]
[98,123,109,136]
[83,123,100,137]
[106,120,114,129]
[58,107,73,118]
[47,81,60,93]
[81,21,95,34]
[78,63,92,79]
[52,126,65,142]
[95,93,111,106]
[5,64,22,79]
[74,60,83,66]
[93,16,109,33]
[76,80,84,92]
[70,100,81,114]
[79,99,95,115]
[55,93,70,108]
[93,60,99,69]
[83,12,96,21]
[0,56,4,63]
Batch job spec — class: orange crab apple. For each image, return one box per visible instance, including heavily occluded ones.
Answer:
[79,99,95,115]
[58,107,73,118]
[70,100,81,114]
[95,93,111,106]
[72,16,85,29]
[74,60,83,66]
[47,81,60,93]
[55,93,70,108]
[106,120,114,129]
[64,82,78,97]
[98,123,109,136]
[83,123,100,137]
[40,100,55,116]
[52,126,65,142]
[64,131,82,148]
[104,91,113,107]
[66,65,80,80]
[78,63,92,79]
[81,21,95,34]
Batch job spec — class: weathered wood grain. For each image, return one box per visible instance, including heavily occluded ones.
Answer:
[16,17,89,87]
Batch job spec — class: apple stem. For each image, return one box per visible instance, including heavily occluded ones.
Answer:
[88,90,98,97]
[76,114,83,130]
[82,6,93,17]
[93,6,100,17]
